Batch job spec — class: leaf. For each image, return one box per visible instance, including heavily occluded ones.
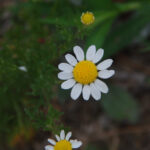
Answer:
[83,0,114,10]
[101,85,139,123]
[116,2,141,12]
[85,18,115,50]
[103,6,150,58]
[87,10,118,30]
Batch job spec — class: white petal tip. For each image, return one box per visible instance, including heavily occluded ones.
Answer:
[18,66,27,72]
[70,83,82,100]
[83,98,89,101]
[86,45,96,60]
[73,45,80,49]
[73,45,84,61]
[98,70,115,79]
[71,97,78,100]
[45,145,54,150]
[66,131,72,140]
[60,130,65,140]
[48,139,56,145]
[111,70,115,75]
[82,85,91,101]
[71,140,83,148]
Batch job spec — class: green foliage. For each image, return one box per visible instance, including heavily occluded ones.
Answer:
[103,5,150,58]
[85,19,115,50]
[0,0,149,147]
[25,101,63,132]
[85,2,150,57]
[101,85,139,123]
[82,0,114,11]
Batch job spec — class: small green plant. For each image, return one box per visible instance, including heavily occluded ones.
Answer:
[0,0,150,148]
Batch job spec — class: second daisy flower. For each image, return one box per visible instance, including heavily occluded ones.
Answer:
[58,45,115,101]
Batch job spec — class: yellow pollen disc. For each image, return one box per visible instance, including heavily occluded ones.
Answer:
[81,12,95,25]
[54,140,72,150]
[73,60,98,84]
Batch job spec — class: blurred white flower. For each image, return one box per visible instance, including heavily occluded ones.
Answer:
[18,66,27,72]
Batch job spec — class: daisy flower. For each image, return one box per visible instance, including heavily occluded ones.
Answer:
[81,11,95,25]
[45,130,82,150]
[58,45,115,101]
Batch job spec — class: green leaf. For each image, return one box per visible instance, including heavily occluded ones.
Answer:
[101,85,139,123]
[116,2,141,12]
[83,0,114,10]
[103,6,150,58]
[85,18,115,50]
[87,11,118,30]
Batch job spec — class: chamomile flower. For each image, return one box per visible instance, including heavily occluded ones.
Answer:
[58,45,115,101]
[81,11,95,25]
[45,130,82,150]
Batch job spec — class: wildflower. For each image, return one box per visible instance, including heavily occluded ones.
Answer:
[58,45,115,101]
[45,130,82,150]
[81,11,95,25]
[18,66,27,72]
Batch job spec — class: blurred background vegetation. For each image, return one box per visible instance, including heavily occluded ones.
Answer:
[0,0,150,150]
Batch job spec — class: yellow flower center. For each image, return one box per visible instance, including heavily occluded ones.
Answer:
[81,12,95,25]
[54,140,72,150]
[73,60,98,84]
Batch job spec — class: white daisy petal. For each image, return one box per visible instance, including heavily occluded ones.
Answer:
[45,145,54,150]
[65,54,77,66]
[94,79,108,93]
[73,46,84,61]
[71,140,82,148]
[58,72,73,80]
[70,139,76,143]
[48,139,56,145]
[55,134,60,141]
[98,70,115,79]
[97,59,113,70]
[82,85,91,101]
[61,79,76,90]
[92,48,104,63]
[58,63,73,73]
[66,132,72,140]
[86,45,96,60]
[90,83,101,101]
[71,83,82,100]
[60,130,65,140]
